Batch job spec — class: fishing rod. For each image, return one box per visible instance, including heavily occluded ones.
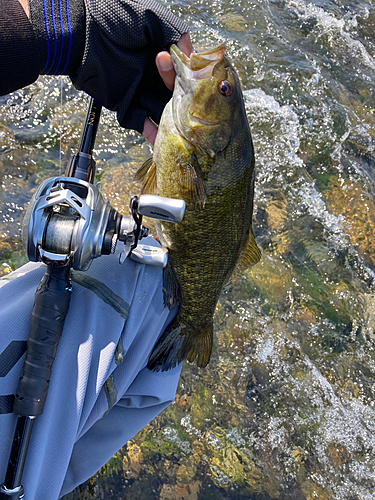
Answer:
[0,98,185,499]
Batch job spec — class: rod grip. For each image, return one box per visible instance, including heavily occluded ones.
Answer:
[12,266,71,417]
[0,485,24,499]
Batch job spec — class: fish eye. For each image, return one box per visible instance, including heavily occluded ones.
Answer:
[219,80,232,96]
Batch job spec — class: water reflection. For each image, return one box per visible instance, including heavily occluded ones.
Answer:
[2,0,375,498]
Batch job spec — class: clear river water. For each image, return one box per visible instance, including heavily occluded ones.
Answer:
[1,0,375,498]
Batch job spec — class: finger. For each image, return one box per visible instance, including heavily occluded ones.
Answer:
[156,32,194,92]
[142,117,158,146]
[156,51,175,91]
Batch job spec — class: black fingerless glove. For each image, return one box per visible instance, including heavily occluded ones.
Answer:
[4,0,188,132]
[71,0,188,132]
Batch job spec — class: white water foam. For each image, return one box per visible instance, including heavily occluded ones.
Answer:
[287,0,375,70]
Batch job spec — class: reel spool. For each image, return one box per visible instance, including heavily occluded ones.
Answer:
[22,176,185,271]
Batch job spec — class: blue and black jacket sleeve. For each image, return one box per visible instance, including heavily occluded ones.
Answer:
[0,0,84,95]
[0,0,189,132]
[0,0,39,95]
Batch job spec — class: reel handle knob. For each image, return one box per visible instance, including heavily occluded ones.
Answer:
[130,243,168,268]
[137,195,185,224]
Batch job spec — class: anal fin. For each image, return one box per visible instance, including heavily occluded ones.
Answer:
[234,229,261,275]
[147,324,184,371]
[147,322,213,372]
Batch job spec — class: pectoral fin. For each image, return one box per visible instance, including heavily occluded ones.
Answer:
[134,157,157,194]
[234,230,261,275]
[178,157,207,209]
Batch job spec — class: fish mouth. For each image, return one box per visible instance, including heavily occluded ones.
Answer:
[170,44,190,66]
[171,43,226,79]
[171,44,227,153]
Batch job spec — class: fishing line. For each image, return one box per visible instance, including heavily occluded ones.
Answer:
[59,75,63,175]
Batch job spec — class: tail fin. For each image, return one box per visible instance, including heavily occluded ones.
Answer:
[147,322,213,372]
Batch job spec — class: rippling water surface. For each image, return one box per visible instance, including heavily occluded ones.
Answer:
[1,0,375,498]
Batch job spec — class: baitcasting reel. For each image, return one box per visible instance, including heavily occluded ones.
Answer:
[22,176,185,271]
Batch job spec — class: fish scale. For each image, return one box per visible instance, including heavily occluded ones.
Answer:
[135,44,261,370]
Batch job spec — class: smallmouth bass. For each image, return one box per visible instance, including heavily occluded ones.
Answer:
[135,43,261,371]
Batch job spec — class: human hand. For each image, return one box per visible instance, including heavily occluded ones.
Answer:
[69,0,190,137]
[21,0,191,138]
[142,33,194,145]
